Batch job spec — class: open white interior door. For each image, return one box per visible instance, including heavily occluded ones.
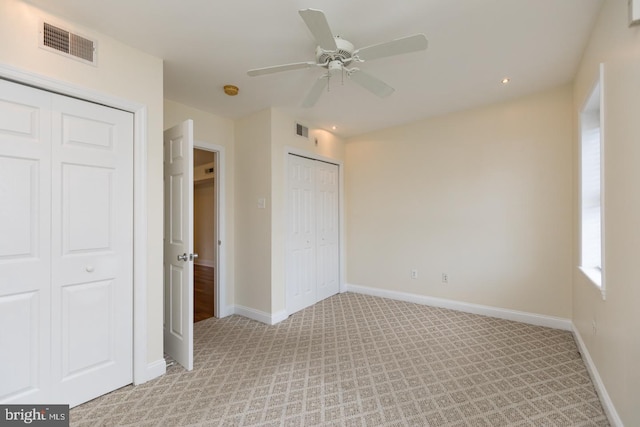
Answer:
[163,120,194,371]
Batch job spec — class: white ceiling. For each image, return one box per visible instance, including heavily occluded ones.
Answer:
[25,0,603,137]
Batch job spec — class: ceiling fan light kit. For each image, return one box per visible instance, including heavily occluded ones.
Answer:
[247,8,428,107]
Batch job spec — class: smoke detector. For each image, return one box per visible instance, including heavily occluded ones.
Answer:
[223,85,239,96]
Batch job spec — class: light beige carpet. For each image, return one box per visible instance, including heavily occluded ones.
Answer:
[70,293,609,426]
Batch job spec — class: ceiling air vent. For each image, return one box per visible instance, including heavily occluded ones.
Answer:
[41,21,97,65]
[296,123,309,139]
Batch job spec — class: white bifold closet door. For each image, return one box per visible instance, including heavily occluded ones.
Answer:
[286,154,339,315]
[0,79,133,407]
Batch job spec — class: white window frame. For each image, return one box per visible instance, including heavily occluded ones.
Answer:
[579,64,605,300]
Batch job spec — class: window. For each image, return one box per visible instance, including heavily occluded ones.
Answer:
[579,65,605,298]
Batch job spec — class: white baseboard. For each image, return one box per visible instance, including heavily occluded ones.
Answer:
[572,325,623,427]
[346,283,572,331]
[271,310,288,324]
[140,358,166,384]
[232,305,288,325]
[217,305,234,318]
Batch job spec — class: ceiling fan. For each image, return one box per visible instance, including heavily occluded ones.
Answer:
[247,9,428,107]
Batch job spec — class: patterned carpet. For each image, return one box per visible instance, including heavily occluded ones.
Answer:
[70,293,609,426]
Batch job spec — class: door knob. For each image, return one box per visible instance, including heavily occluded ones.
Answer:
[189,253,199,261]
[177,253,188,261]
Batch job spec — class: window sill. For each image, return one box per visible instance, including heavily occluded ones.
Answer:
[579,266,606,300]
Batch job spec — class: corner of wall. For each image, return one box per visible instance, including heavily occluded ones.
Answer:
[572,324,623,426]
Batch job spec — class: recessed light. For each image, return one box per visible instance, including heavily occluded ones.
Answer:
[332,126,337,130]
[501,78,511,84]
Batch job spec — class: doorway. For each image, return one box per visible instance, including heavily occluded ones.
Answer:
[193,148,217,322]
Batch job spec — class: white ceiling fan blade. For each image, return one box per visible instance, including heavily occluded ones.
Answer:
[349,70,395,98]
[247,61,316,77]
[299,9,338,52]
[302,76,328,108]
[355,34,428,61]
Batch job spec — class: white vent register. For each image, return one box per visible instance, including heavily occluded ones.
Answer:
[296,123,308,138]
[40,21,97,65]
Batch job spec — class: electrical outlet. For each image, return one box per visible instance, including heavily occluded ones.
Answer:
[442,273,448,284]
[411,269,418,279]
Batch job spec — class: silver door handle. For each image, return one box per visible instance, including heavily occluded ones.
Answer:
[177,253,188,261]
[189,253,199,261]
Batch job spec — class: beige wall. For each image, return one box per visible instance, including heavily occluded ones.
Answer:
[572,0,640,424]
[164,99,236,310]
[346,86,573,318]
[234,109,273,313]
[0,0,164,366]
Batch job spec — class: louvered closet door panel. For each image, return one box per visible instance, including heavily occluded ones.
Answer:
[50,95,133,407]
[0,80,52,404]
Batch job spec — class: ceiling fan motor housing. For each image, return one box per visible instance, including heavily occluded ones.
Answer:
[316,37,355,67]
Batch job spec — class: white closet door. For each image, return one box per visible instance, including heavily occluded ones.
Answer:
[315,162,339,301]
[0,80,52,404]
[286,155,339,315]
[50,95,133,406]
[0,79,134,407]
[287,155,317,314]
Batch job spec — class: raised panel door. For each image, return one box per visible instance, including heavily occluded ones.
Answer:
[0,80,51,404]
[315,162,340,301]
[163,120,194,371]
[0,79,134,407]
[50,94,134,407]
[286,155,317,314]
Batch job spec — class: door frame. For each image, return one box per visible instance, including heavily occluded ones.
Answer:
[194,141,228,318]
[0,64,152,385]
[284,147,347,315]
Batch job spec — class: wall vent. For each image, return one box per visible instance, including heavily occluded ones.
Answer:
[296,123,309,139]
[40,21,97,65]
